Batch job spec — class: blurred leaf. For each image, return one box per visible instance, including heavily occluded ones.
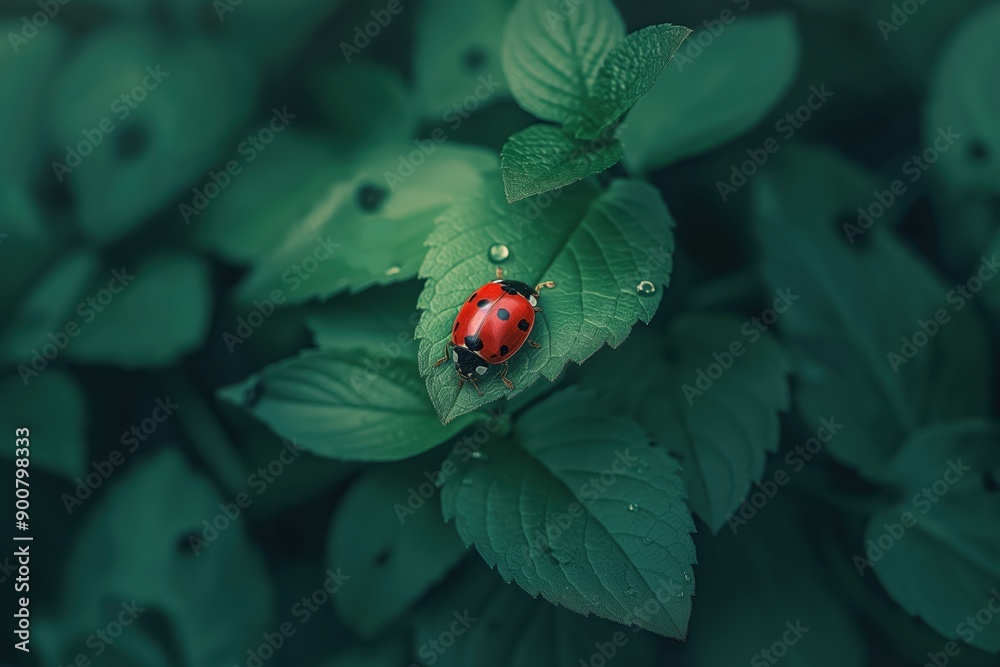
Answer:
[325,637,410,667]
[0,21,65,187]
[866,420,1000,653]
[754,145,992,480]
[925,3,1000,196]
[66,252,212,368]
[195,131,343,263]
[681,493,867,667]
[35,448,274,667]
[441,388,696,639]
[311,61,417,144]
[0,369,85,480]
[501,0,624,128]
[580,315,791,532]
[500,123,624,202]
[622,13,800,172]
[219,350,481,461]
[329,466,467,637]
[238,143,497,304]
[47,28,255,241]
[307,281,423,353]
[1,249,98,365]
[0,184,57,316]
[414,559,657,666]
[414,0,513,117]
[574,23,692,139]
[417,176,675,424]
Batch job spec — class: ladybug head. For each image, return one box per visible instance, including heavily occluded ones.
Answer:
[453,346,488,382]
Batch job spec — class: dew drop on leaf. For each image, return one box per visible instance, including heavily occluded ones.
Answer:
[625,587,636,595]
[386,266,401,276]
[488,243,510,263]
[636,280,656,296]
[628,503,638,511]
[470,450,489,461]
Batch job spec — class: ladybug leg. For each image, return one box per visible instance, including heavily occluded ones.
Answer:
[496,267,504,280]
[527,340,541,349]
[500,362,515,390]
[434,341,454,367]
[469,377,484,397]
[533,306,542,313]
[534,280,556,293]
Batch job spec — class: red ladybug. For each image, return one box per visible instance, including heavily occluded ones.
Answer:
[434,267,556,396]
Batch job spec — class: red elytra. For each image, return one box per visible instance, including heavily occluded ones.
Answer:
[434,267,555,396]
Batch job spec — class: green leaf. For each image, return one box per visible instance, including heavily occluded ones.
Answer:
[47,28,255,241]
[0,21,65,187]
[196,131,344,263]
[310,62,417,144]
[574,23,692,139]
[35,448,275,667]
[237,143,497,304]
[682,493,867,667]
[0,249,98,365]
[501,0,624,127]
[307,281,423,353]
[414,0,513,117]
[579,314,791,532]
[219,350,482,461]
[417,176,675,424]
[414,559,657,666]
[925,3,1000,196]
[329,465,467,637]
[66,252,212,368]
[501,123,624,202]
[754,145,992,480]
[621,13,800,172]
[0,186,56,315]
[440,388,696,639]
[0,369,86,480]
[866,420,1000,653]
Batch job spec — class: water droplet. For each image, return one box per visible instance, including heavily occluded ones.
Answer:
[488,244,510,263]
[641,537,653,546]
[470,450,489,461]
[386,266,401,276]
[625,587,637,596]
[628,503,638,512]
[636,280,656,296]
[683,574,691,582]
[635,461,646,474]
[678,591,685,597]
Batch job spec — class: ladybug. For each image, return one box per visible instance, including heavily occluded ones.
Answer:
[434,267,556,396]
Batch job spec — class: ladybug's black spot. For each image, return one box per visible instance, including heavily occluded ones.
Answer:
[453,320,460,332]
[356,183,388,212]
[477,299,490,308]
[464,335,484,352]
[467,292,478,303]
[499,345,509,357]
[497,308,510,320]
[517,318,530,331]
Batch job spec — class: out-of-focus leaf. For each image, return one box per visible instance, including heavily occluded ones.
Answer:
[66,252,212,368]
[441,388,696,639]
[622,14,800,172]
[310,61,417,144]
[0,185,56,319]
[307,281,423,353]
[754,144,992,480]
[866,420,1000,653]
[0,369,85,479]
[501,123,624,202]
[579,315,791,532]
[417,175,675,424]
[219,350,481,461]
[329,466,467,637]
